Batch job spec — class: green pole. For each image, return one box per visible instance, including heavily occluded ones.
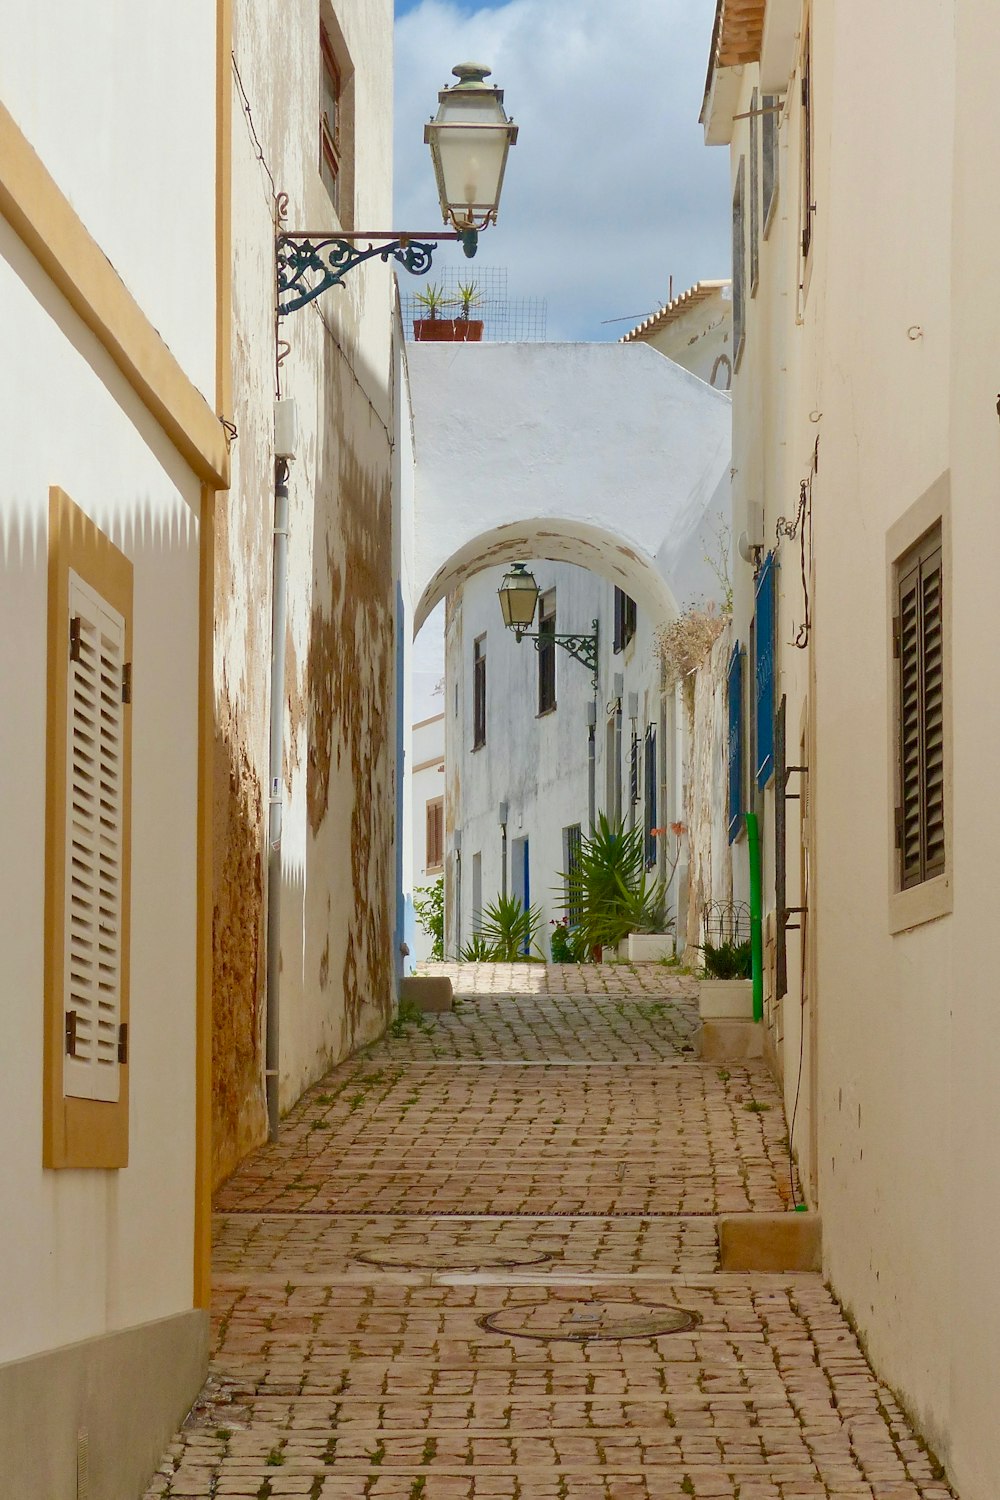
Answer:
[746,811,764,1023]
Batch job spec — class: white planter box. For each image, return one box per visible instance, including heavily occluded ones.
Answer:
[699,978,754,1019]
[621,933,675,963]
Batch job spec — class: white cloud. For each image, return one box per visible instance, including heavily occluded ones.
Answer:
[394,0,730,340]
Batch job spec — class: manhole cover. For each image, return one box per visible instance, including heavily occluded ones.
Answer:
[479,1299,698,1342]
[356,1246,552,1270]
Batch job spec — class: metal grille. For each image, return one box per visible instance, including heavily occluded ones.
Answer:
[896,528,944,888]
[65,572,125,1104]
[400,264,547,342]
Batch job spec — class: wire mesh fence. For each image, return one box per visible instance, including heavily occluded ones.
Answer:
[400,264,547,342]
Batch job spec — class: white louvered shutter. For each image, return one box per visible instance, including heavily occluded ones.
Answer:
[64,572,126,1103]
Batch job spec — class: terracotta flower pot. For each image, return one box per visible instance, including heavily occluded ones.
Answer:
[413,318,484,342]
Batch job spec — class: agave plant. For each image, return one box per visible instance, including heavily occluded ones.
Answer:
[458,933,496,962]
[413,281,448,318]
[448,281,481,320]
[559,814,671,958]
[477,893,544,961]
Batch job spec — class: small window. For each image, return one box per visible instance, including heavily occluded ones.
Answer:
[613,588,637,653]
[563,824,583,927]
[320,24,342,211]
[801,28,814,260]
[473,635,487,748]
[727,643,745,843]
[754,552,776,790]
[471,851,482,933]
[895,527,944,889]
[45,488,133,1170]
[762,93,779,233]
[749,88,760,294]
[426,796,444,872]
[538,591,556,714]
[643,727,657,868]
[732,157,746,363]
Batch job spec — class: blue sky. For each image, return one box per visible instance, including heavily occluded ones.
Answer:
[394,0,729,343]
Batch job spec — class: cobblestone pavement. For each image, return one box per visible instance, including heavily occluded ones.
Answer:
[147,965,955,1500]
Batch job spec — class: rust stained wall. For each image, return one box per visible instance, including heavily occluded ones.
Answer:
[304,374,396,1056]
[211,712,267,1186]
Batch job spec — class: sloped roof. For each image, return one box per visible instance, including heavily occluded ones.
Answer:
[619,280,731,345]
[701,0,766,125]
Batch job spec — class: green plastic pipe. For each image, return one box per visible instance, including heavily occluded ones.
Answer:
[745,811,764,1023]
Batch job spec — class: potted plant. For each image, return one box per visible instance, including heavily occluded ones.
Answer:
[558,815,673,962]
[698,938,754,1018]
[449,281,484,341]
[412,282,449,341]
[412,281,485,342]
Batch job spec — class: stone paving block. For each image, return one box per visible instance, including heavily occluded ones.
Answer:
[144,968,957,1500]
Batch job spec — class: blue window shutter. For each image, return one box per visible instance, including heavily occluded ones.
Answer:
[727,643,744,843]
[755,551,777,789]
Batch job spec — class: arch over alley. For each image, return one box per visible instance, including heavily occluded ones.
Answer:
[406,341,732,633]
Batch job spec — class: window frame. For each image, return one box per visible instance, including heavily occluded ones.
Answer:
[749,88,760,296]
[732,157,746,367]
[643,726,657,869]
[472,635,487,749]
[613,587,637,654]
[762,93,780,237]
[425,795,444,873]
[319,23,342,210]
[44,487,133,1170]
[537,590,557,715]
[887,477,952,933]
[800,25,815,262]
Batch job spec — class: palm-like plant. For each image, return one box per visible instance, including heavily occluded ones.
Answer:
[478,893,544,961]
[560,814,671,958]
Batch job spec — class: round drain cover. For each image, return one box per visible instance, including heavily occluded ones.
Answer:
[480,1299,698,1342]
[356,1246,551,1270]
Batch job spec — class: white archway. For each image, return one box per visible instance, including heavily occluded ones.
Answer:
[407,341,731,634]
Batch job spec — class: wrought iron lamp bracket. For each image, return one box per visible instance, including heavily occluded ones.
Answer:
[277,226,480,314]
[513,619,600,692]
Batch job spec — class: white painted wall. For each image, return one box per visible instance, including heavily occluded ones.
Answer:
[408,342,732,630]
[444,560,684,959]
[0,0,217,399]
[0,229,202,1361]
[704,5,1000,1494]
[409,714,445,963]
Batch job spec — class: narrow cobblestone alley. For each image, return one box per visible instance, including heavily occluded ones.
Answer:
[146,968,955,1500]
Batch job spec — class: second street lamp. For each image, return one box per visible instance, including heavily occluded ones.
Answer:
[497,563,600,694]
[277,62,518,314]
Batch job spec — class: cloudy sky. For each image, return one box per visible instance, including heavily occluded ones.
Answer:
[394,0,729,342]
[396,0,729,716]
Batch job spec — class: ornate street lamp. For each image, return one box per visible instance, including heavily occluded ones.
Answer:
[277,63,518,314]
[497,563,600,692]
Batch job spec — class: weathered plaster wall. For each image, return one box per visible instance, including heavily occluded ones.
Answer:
[682,622,738,958]
[705,4,1000,1493]
[214,0,397,1182]
[408,342,732,631]
[444,561,681,957]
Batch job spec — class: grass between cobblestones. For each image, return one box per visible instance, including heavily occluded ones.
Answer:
[145,966,956,1500]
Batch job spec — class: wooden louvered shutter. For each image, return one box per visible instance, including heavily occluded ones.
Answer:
[64,572,126,1102]
[896,530,944,889]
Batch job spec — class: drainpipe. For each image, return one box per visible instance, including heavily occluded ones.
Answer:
[746,811,764,1023]
[265,443,292,1141]
[499,800,509,898]
[613,675,624,825]
[453,830,462,955]
[586,699,596,831]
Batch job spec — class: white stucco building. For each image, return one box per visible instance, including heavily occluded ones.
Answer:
[444,561,683,956]
[403,332,732,960]
[408,711,446,962]
[701,2,1000,1494]
[0,4,228,1492]
[621,279,734,391]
